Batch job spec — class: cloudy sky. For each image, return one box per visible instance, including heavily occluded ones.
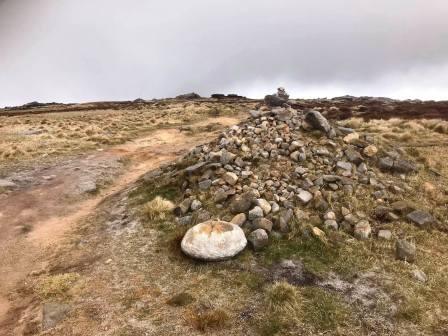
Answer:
[1,0,448,106]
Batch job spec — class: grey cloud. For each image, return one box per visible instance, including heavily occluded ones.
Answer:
[1,0,448,106]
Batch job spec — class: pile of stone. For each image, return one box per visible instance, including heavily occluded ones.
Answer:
[170,99,434,262]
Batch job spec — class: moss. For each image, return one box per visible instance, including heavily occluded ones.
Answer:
[37,273,80,299]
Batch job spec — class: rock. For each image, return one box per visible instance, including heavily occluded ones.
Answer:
[176,92,201,99]
[223,172,238,185]
[77,180,97,194]
[252,218,273,232]
[174,198,192,216]
[396,239,416,262]
[275,209,294,232]
[378,157,394,171]
[214,189,228,203]
[256,198,272,215]
[363,145,378,157]
[42,303,71,330]
[305,110,331,133]
[181,220,247,261]
[248,206,264,220]
[354,220,371,240]
[297,190,313,204]
[264,94,287,107]
[412,269,427,283]
[324,219,338,230]
[312,226,326,240]
[229,192,256,214]
[178,216,192,225]
[393,159,417,174]
[378,229,392,240]
[190,199,202,211]
[336,161,352,171]
[198,179,212,190]
[248,229,269,251]
[345,148,363,164]
[230,213,246,226]
[277,87,289,100]
[406,210,435,228]
[391,200,415,215]
[185,162,206,175]
[249,110,261,118]
[343,132,359,143]
[0,179,17,188]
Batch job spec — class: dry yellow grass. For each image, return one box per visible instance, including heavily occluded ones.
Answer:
[143,196,175,220]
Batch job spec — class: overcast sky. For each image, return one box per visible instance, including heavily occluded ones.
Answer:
[1,0,448,106]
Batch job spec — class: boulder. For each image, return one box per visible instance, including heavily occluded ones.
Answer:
[181,220,247,261]
[176,92,201,99]
[304,110,331,134]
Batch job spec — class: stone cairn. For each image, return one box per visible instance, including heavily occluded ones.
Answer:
[170,91,434,261]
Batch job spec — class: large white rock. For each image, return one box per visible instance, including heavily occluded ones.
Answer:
[181,220,247,261]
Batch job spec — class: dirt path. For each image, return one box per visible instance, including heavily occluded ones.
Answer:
[0,116,242,325]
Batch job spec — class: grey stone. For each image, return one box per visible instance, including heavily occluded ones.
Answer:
[305,110,331,133]
[198,179,212,190]
[393,159,417,174]
[336,161,352,171]
[264,94,287,107]
[174,198,192,216]
[406,210,435,228]
[190,199,202,211]
[42,303,71,330]
[275,208,294,233]
[248,206,264,220]
[248,229,269,251]
[77,180,97,194]
[178,216,193,225]
[324,219,338,230]
[185,162,206,174]
[214,188,228,203]
[297,190,313,204]
[345,148,363,164]
[229,192,256,214]
[396,239,416,262]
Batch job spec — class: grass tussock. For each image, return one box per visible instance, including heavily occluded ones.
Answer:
[37,272,80,299]
[142,196,175,221]
[185,305,230,332]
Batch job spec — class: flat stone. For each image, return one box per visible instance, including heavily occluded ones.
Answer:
[0,179,17,188]
[181,220,247,261]
[42,303,71,330]
[185,162,206,174]
[336,161,352,171]
[406,210,435,228]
